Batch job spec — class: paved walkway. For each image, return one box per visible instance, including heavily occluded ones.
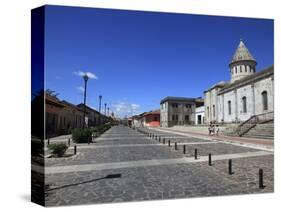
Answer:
[41,125,273,206]
[152,127,273,151]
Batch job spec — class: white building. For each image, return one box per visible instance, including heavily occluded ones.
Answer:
[195,106,205,125]
[204,39,274,124]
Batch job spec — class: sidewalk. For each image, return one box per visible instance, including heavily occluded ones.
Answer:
[151,127,273,151]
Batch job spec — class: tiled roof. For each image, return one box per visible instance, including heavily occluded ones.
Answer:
[230,40,256,64]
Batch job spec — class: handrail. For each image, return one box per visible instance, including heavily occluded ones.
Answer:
[237,112,274,136]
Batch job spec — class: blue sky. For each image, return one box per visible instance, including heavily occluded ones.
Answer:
[45,5,273,117]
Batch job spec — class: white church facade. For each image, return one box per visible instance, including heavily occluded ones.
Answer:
[204,39,274,124]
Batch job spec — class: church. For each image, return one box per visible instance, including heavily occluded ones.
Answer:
[204,39,274,124]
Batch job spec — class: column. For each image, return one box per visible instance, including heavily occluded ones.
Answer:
[234,89,238,122]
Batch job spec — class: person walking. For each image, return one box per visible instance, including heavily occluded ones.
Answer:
[216,125,220,136]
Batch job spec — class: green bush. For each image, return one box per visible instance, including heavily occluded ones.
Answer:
[72,128,92,143]
[48,143,68,157]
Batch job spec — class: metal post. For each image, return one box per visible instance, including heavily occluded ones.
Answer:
[259,169,264,189]
[68,138,70,146]
[159,136,161,142]
[208,154,212,166]
[47,139,50,145]
[195,148,198,159]
[168,140,171,147]
[74,145,77,155]
[183,145,186,154]
[228,159,233,175]
[175,142,177,150]
[163,138,165,144]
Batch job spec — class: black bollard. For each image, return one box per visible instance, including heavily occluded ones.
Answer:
[159,136,161,142]
[168,140,171,147]
[74,145,77,155]
[163,138,165,144]
[228,159,233,175]
[155,135,157,140]
[259,169,265,189]
[175,142,177,150]
[194,148,198,159]
[68,138,71,146]
[208,154,212,166]
[47,139,50,145]
[183,145,186,154]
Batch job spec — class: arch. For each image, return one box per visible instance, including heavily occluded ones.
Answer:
[242,96,247,113]
[262,91,268,111]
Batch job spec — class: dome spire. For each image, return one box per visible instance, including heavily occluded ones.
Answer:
[230,39,256,64]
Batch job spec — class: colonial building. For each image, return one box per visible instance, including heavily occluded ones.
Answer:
[204,39,274,124]
[160,97,204,127]
[142,110,160,127]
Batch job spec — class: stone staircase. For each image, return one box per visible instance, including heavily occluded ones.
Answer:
[242,122,274,140]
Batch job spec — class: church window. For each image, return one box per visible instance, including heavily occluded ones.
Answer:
[242,97,247,113]
[262,91,268,111]
[207,106,210,117]
[213,105,215,118]
[240,66,242,73]
[245,65,247,72]
[235,66,237,74]
[249,65,252,72]
[228,101,231,115]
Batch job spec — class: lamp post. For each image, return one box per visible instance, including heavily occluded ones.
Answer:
[99,95,102,125]
[83,74,89,128]
[104,103,107,115]
[107,107,110,116]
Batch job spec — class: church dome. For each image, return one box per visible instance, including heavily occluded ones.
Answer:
[230,39,256,65]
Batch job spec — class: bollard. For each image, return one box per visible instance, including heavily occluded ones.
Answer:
[259,169,265,189]
[208,154,212,166]
[194,148,198,159]
[183,145,186,154]
[163,138,165,144]
[175,142,177,150]
[68,138,71,146]
[47,139,50,145]
[74,145,77,155]
[228,159,233,175]
[155,135,157,140]
[168,140,171,147]
[159,136,161,142]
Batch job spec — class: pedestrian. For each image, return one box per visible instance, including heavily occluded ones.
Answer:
[216,125,220,136]
[208,124,212,135]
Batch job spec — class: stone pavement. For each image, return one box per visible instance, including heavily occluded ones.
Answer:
[40,125,273,206]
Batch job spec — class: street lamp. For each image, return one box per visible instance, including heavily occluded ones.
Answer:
[104,103,107,116]
[83,74,89,128]
[107,107,110,116]
[99,95,102,125]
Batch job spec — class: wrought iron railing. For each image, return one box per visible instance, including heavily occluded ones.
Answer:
[236,112,274,136]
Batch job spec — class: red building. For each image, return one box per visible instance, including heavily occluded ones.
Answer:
[143,110,160,127]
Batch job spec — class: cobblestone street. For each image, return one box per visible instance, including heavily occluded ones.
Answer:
[38,125,273,206]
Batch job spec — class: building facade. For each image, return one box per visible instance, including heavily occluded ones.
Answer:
[160,97,204,127]
[204,39,274,124]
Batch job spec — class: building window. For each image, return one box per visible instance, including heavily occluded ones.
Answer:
[262,91,268,111]
[228,101,231,115]
[240,66,242,73]
[185,115,189,121]
[172,103,178,108]
[185,104,191,108]
[242,96,247,113]
[245,65,247,72]
[235,66,237,74]
[213,105,215,118]
[207,106,210,117]
[249,65,252,72]
[153,116,158,121]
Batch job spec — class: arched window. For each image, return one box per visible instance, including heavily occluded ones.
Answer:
[228,101,231,115]
[242,96,247,113]
[262,91,268,111]
[207,106,209,117]
[213,105,215,118]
